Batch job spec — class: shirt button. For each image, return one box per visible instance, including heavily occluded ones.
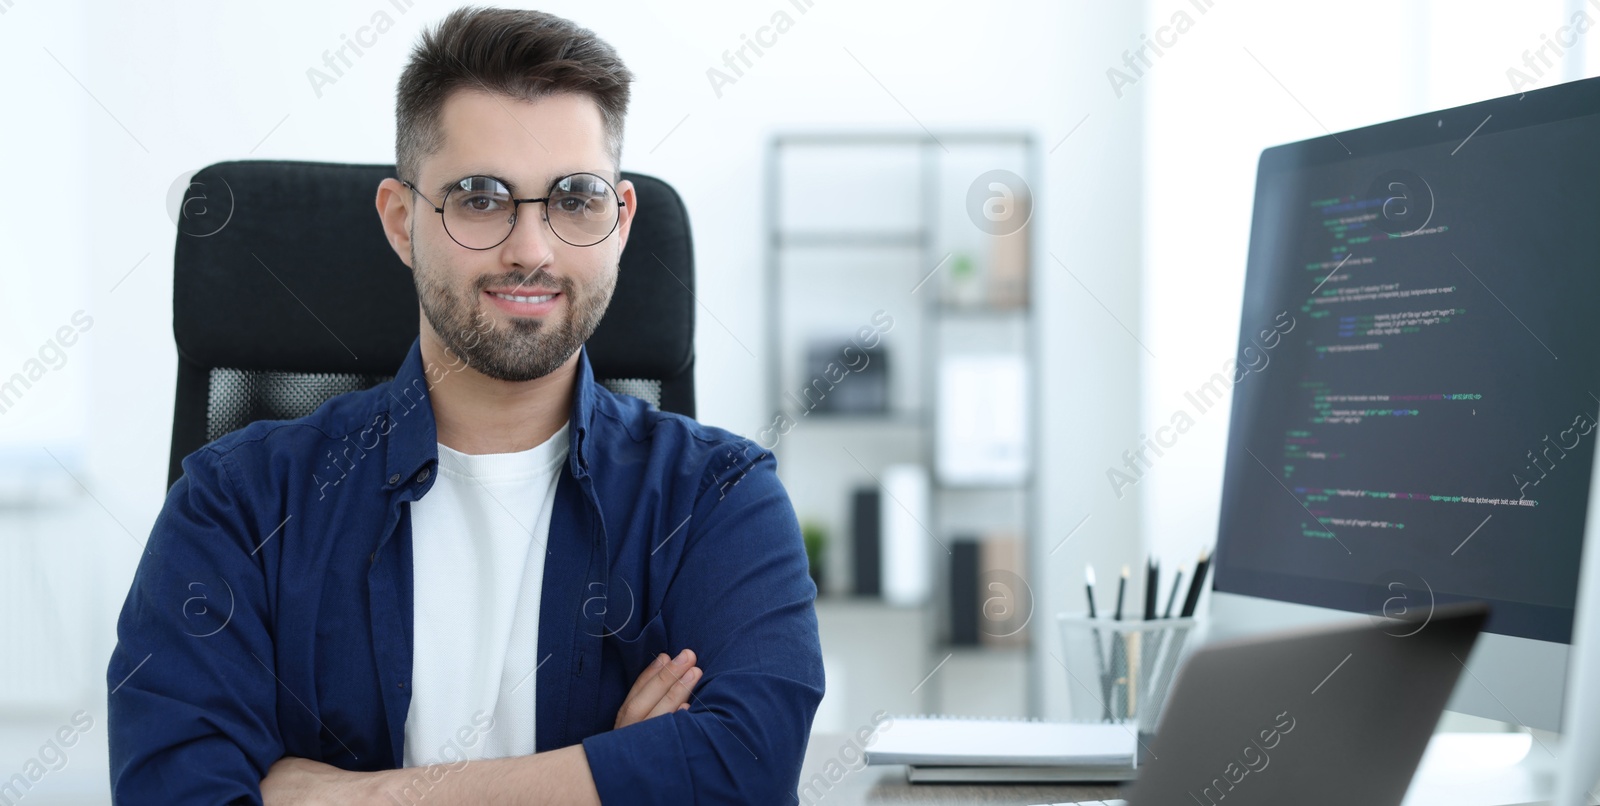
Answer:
[388,473,401,485]
[370,551,378,565]
[416,468,430,483]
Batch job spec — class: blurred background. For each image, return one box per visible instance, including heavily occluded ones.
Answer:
[2,0,1595,800]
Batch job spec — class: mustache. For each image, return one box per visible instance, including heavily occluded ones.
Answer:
[479,271,569,295]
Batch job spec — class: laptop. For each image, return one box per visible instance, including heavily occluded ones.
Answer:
[1033,601,1488,806]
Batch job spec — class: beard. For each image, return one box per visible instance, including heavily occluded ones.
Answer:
[412,246,617,382]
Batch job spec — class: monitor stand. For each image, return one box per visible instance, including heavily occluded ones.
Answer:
[1404,729,1596,806]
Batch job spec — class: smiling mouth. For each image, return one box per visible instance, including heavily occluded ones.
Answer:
[489,291,558,304]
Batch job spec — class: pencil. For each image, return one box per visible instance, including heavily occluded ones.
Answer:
[1143,558,1159,621]
[1180,548,1212,618]
[1163,565,1186,619]
[1113,566,1128,621]
[1085,565,1099,619]
[1086,566,1113,721]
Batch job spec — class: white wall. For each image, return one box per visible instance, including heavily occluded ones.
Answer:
[0,0,1144,798]
[1137,0,1589,584]
[7,0,1596,798]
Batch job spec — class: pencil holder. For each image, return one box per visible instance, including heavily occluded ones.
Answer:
[1056,613,1199,734]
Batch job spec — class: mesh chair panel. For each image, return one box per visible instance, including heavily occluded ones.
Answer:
[598,378,661,410]
[206,368,394,442]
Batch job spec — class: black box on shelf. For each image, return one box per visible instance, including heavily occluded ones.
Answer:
[798,341,888,415]
[851,487,882,597]
[950,538,981,646]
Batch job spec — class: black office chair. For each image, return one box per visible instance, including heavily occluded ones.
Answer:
[166,160,696,490]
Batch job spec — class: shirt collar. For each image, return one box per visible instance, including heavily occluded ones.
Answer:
[382,336,597,490]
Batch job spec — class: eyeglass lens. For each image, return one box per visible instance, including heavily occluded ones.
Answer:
[442,173,619,248]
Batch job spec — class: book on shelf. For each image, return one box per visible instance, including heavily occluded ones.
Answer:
[980,532,1029,647]
[935,353,1029,485]
[850,487,881,597]
[949,538,981,645]
[987,189,1031,309]
[880,464,930,606]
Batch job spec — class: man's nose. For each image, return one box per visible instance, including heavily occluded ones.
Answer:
[502,204,559,268]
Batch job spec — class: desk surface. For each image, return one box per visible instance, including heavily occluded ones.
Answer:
[798,731,1126,804]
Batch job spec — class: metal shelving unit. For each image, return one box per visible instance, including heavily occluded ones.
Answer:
[764,131,1042,716]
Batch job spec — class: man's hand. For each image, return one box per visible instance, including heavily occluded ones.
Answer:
[258,651,701,803]
[264,747,600,806]
[258,650,700,804]
[614,648,701,729]
[261,756,370,805]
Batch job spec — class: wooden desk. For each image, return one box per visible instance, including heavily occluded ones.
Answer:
[796,731,1128,804]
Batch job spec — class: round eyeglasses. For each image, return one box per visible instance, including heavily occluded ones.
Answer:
[401,172,625,249]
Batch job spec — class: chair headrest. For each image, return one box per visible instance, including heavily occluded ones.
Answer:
[173,160,695,382]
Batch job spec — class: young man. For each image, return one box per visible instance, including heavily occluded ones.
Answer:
[106,7,824,804]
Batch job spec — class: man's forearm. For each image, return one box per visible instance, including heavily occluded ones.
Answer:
[360,743,600,806]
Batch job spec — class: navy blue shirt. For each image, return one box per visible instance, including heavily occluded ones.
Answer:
[107,337,825,804]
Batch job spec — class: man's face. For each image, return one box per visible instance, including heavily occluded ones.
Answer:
[405,90,634,382]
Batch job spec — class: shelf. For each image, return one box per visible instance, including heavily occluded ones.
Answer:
[933,304,1030,318]
[775,231,924,249]
[774,131,1033,148]
[767,131,1043,717]
[933,480,1033,491]
[936,642,1031,655]
[780,411,923,427]
[814,595,926,611]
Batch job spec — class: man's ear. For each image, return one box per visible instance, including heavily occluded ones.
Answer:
[376,177,415,269]
[614,178,638,254]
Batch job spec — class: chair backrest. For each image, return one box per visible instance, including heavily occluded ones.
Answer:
[167,160,695,489]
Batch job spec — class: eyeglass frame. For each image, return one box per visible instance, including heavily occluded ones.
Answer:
[399,171,628,250]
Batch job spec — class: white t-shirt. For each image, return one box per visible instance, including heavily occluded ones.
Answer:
[401,422,569,766]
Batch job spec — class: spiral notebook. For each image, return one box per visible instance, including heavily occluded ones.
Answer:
[863,714,1136,769]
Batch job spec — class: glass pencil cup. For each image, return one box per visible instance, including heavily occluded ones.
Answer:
[1056,613,1199,734]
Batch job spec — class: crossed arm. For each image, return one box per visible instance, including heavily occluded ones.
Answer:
[109,441,823,804]
[260,651,705,805]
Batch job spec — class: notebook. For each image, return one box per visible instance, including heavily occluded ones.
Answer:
[905,763,1137,784]
[863,715,1136,768]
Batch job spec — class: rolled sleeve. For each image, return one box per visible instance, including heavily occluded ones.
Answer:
[107,447,282,804]
[581,441,825,804]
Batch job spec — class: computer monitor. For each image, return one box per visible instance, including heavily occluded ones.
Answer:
[1208,74,1600,772]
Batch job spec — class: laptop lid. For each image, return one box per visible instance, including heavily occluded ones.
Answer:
[1123,601,1488,806]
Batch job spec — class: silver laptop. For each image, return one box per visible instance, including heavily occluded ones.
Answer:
[1038,601,1487,806]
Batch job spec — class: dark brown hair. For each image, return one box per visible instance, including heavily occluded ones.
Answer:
[395,6,633,185]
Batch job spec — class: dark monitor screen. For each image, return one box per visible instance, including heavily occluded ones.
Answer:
[1213,77,1600,644]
